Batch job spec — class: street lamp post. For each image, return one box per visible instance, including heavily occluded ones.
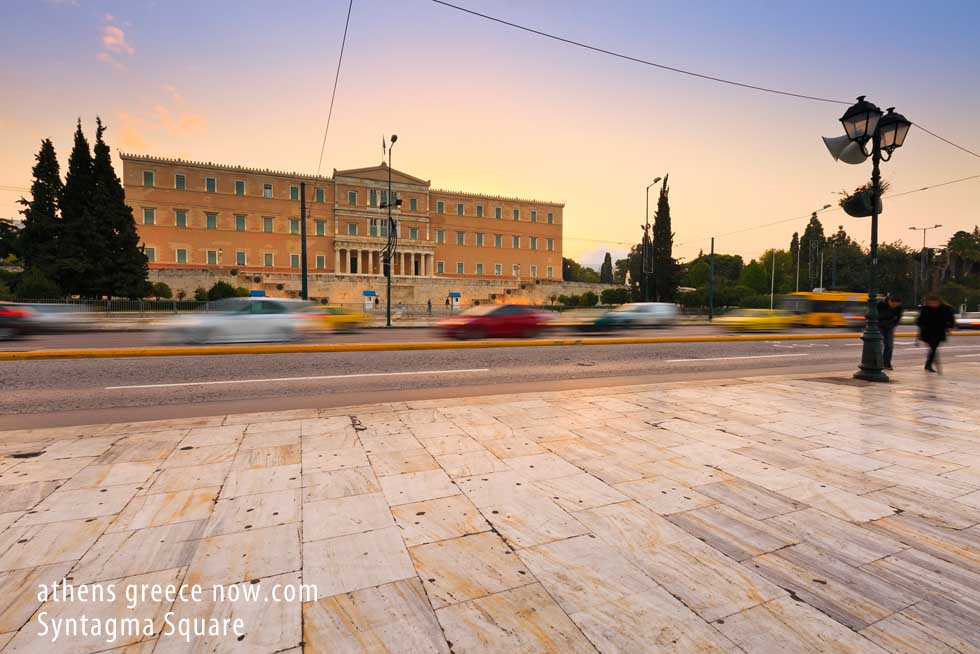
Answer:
[909,224,942,305]
[837,97,912,382]
[380,135,400,327]
[642,177,662,302]
[796,205,832,293]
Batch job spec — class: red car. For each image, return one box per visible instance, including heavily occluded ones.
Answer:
[439,304,551,339]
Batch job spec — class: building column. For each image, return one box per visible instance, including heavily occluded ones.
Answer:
[334,248,341,274]
[401,252,407,276]
[428,253,434,277]
[374,250,381,275]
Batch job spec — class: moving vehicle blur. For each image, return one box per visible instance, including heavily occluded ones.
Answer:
[0,302,32,340]
[780,291,868,327]
[577,302,678,332]
[715,309,795,332]
[439,303,551,339]
[21,303,97,333]
[162,297,313,344]
[304,305,367,333]
[956,312,980,329]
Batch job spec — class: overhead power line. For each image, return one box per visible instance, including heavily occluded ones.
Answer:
[429,0,849,104]
[315,0,354,177]
[913,124,980,160]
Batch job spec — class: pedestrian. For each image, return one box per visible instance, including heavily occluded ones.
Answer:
[877,295,903,370]
[916,294,955,373]
[427,299,432,315]
[374,297,379,308]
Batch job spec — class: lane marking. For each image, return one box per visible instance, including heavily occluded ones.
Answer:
[955,353,980,358]
[666,354,810,363]
[106,368,491,390]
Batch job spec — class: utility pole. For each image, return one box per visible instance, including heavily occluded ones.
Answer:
[770,250,776,310]
[300,182,308,300]
[708,237,715,321]
[819,250,824,289]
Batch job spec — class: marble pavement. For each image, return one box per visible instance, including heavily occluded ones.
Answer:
[1,365,979,653]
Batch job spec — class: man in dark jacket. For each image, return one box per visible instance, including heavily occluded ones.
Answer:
[916,295,956,372]
[877,295,903,370]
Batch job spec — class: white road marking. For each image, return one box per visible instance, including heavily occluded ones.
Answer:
[666,354,809,363]
[106,368,491,390]
[955,353,980,358]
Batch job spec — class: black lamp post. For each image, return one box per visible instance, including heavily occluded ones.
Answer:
[380,134,400,328]
[838,97,911,382]
[641,176,662,302]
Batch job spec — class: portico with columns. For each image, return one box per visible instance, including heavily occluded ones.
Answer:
[332,236,435,277]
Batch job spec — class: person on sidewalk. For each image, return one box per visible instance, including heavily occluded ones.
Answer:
[916,294,955,372]
[427,299,432,315]
[877,295,903,370]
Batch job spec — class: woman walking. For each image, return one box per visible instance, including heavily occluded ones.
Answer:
[916,295,955,372]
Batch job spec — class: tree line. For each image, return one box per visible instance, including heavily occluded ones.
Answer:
[0,118,149,300]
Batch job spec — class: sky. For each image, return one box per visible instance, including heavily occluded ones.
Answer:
[2,0,979,268]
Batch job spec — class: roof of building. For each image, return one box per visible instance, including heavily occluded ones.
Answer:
[120,153,563,207]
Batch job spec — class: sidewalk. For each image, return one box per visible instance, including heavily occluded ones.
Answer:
[0,366,978,653]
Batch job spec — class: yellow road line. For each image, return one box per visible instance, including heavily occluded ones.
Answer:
[2,331,978,361]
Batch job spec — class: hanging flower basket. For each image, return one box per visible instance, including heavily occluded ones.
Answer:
[838,181,887,218]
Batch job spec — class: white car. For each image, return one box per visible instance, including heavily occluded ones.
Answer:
[164,298,313,344]
[956,312,980,330]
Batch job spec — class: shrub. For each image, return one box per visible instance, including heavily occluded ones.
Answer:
[176,289,187,301]
[193,287,207,301]
[600,287,629,305]
[233,286,251,297]
[207,281,239,301]
[581,290,599,307]
[150,282,173,300]
[0,280,12,301]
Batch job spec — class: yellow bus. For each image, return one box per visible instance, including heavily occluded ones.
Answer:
[779,291,869,328]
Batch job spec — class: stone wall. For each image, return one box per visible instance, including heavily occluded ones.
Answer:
[149,268,617,307]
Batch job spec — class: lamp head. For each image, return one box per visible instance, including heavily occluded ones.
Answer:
[840,96,883,144]
[877,108,911,154]
[390,134,398,144]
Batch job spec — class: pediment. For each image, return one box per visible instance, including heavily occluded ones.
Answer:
[333,162,430,187]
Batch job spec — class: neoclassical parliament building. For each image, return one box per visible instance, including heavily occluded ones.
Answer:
[121,154,564,290]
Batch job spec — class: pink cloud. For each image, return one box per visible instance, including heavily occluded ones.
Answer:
[102,25,134,56]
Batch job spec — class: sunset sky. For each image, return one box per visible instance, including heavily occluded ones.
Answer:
[2,0,978,267]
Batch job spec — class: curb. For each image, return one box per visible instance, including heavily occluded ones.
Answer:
[2,331,978,361]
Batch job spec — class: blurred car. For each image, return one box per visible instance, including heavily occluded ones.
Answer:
[956,312,980,330]
[164,297,313,344]
[715,309,795,332]
[0,302,33,340]
[303,305,368,332]
[577,302,678,332]
[21,303,97,333]
[439,304,551,339]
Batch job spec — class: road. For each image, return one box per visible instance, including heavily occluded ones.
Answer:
[4,333,979,429]
[2,324,851,351]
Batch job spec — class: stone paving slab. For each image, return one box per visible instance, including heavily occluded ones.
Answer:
[0,366,979,653]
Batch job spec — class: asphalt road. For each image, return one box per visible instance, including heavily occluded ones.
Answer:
[2,324,855,351]
[4,335,979,429]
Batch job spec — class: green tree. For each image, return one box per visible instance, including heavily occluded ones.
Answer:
[877,242,916,302]
[17,139,63,278]
[92,117,149,298]
[0,219,21,262]
[739,260,768,294]
[59,119,100,296]
[651,175,680,300]
[799,214,826,291]
[15,267,62,299]
[825,225,865,291]
[600,287,629,305]
[562,257,600,282]
[682,259,710,288]
[581,290,599,307]
[150,282,173,300]
[599,252,614,283]
[193,287,208,301]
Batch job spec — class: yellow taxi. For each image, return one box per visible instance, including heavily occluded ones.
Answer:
[715,309,795,332]
[303,305,368,333]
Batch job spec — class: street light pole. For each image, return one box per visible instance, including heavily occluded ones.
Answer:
[909,224,942,305]
[383,135,398,327]
[769,249,776,310]
[708,237,715,321]
[835,97,911,383]
[642,177,662,302]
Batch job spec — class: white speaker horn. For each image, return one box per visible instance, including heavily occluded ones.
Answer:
[822,135,868,165]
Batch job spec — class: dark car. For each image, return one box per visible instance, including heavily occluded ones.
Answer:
[0,302,33,340]
[439,304,551,339]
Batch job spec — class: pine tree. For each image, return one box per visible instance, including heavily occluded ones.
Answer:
[92,117,149,298]
[600,252,614,283]
[18,139,64,283]
[651,175,680,301]
[59,119,100,296]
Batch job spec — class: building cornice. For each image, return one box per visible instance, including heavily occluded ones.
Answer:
[120,153,333,184]
[429,187,564,208]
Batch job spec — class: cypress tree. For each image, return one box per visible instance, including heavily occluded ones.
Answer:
[18,139,64,284]
[600,252,614,283]
[92,117,149,298]
[59,119,100,296]
[651,175,680,301]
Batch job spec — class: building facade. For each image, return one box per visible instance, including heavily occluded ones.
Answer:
[121,154,563,285]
